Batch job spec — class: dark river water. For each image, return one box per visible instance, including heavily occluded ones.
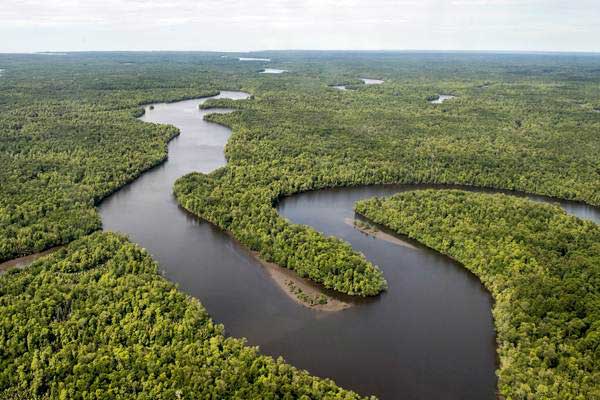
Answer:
[99,92,600,400]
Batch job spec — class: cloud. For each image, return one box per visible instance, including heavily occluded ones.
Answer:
[0,0,598,52]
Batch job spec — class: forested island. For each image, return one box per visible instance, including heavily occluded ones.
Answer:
[1,51,599,399]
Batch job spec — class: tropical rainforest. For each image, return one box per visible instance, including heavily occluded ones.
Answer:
[0,51,599,398]
[0,232,369,400]
[356,190,599,399]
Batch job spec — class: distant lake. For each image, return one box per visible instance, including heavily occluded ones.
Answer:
[430,95,455,104]
[260,68,287,74]
[361,78,384,84]
[240,57,271,61]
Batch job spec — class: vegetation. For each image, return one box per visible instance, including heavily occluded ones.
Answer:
[0,232,370,399]
[353,220,377,235]
[174,172,388,295]
[1,51,599,396]
[175,51,600,297]
[355,190,600,399]
[286,280,328,306]
[0,53,237,261]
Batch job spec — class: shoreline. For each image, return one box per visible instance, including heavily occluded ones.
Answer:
[0,246,62,274]
[176,198,355,312]
[191,202,357,311]
[344,217,417,250]
[251,250,353,312]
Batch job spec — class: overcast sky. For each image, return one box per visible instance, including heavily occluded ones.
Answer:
[2,0,599,53]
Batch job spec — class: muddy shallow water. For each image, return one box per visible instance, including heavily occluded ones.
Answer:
[97,93,599,400]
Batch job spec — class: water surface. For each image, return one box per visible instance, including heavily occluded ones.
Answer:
[361,78,384,84]
[430,94,455,104]
[260,68,287,74]
[239,57,271,61]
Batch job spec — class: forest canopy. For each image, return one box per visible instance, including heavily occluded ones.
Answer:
[2,51,599,264]
[175,51,600,295]
[1,52,599,398]
[355,190,600,399]
[0,232,370,400]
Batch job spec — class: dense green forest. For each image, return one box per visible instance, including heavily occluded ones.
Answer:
[1,52,599,397]
[0,232,370,399]
[0,52,255,262]
[2,52,600,266]
[355,190,600,399]
[175,51,600,295]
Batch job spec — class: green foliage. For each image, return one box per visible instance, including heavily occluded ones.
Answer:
[2,52,600,287]
[0,232,370,399]
[0,53,242,262]
[2,51,600,395]
[286,280,329,306]
[174,172,388,296]
[356,190,600,399]
[175,52,600,296]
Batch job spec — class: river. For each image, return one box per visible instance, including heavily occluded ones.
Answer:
[98,92,599,400]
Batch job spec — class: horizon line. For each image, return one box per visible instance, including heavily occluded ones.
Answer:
[2,49,600,56]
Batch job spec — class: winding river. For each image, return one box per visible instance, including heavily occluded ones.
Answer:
[98,92,599,400]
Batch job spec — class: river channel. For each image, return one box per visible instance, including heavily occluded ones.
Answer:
[98,92,599,400]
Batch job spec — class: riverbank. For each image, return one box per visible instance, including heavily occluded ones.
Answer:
[355,189,600,399]
[0,246,62,274]
[251,250,352,311]
[344,217,417,250]
[176,201,354,312]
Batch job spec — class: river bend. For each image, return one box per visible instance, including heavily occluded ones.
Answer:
[98,93,600,400]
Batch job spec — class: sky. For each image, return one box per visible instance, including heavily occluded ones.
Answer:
[1,0,599,53]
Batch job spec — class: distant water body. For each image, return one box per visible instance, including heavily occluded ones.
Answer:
[239,57,271,61]
[430,94,455,104]
[361,78,384,84]
[260,68,287,74]
[332,78,385,90]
